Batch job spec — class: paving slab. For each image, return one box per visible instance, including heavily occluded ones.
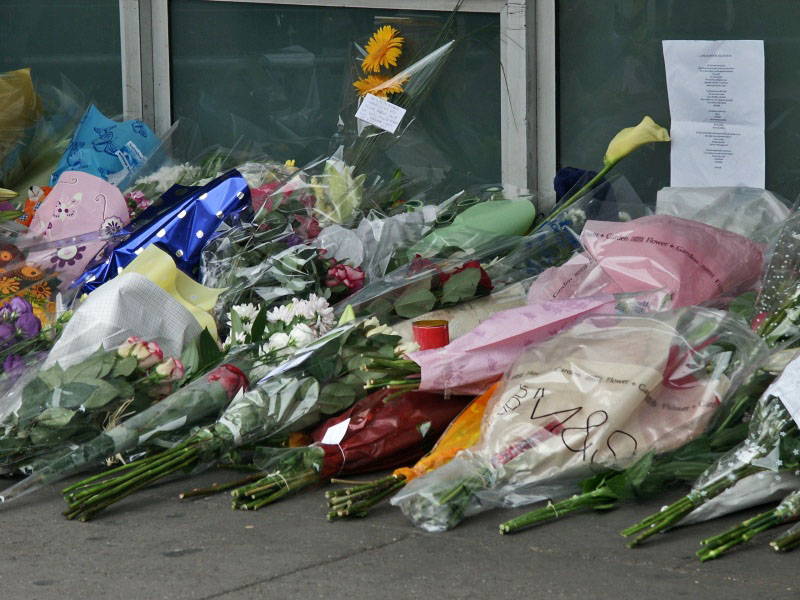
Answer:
[1,469,798,599]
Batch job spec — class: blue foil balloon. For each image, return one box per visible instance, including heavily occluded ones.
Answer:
[75,169,250,294]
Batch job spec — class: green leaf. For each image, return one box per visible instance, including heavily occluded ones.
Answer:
[249,304,269,343]
[364,297,393,318]
[111,356,138,378]
[34,406,76,428]
[36,365,64,390]
[439,268,480,307]
[54,382,97,409]
[180,328,223,381]
[230,308,244,341]
[624,450,655,495]
[318,382,357,414]
[394,282,436,319]
[77,379,122,410]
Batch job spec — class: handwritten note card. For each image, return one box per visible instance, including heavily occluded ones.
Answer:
[663,40,765,187]
[355,94,407,134]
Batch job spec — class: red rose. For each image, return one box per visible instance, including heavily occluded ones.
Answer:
[325,263,366,291]
[294,215,322,240]
[251,181,282,213]
[408,253,437,275]
[440,260,493,291]
[207,364,250,400]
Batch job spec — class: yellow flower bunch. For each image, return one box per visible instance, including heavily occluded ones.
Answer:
[354,25,406,99]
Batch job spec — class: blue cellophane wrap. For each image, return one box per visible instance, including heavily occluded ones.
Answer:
[75,169,250,294]
[50,104,160,186]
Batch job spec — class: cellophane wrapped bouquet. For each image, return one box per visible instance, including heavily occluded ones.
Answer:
[392,306,766,532]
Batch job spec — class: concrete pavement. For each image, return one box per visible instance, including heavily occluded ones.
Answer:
[1,469,798,599]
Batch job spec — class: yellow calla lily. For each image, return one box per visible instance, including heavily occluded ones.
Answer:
[0,188,18,200]
[533,116,670,234]
[604,116,670,166]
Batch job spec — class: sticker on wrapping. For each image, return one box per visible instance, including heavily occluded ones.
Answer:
[765,355,800,428]
[355,94,406,134]
[320,418,350,445]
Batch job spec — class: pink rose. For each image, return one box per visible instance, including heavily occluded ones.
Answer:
[325,263,366,292]
[118,337,163,370]
[154,357,185,381]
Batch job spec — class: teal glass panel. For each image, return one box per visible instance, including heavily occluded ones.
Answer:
[559,0,800,204]
[0,0,122,114]
[169,1,501,192]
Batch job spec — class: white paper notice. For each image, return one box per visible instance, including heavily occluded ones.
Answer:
[663,40,765,187]
[320,418,350,445]
[355,94,407,134]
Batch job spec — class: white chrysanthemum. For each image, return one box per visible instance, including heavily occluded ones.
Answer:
[289,323,317,348]
[292,298,316,321]
[307,293,335,333]
[224,331,247,349]
[231,303,259,323]
[267,304,295,324]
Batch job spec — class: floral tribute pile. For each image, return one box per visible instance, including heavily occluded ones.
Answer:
[1,8,799,566]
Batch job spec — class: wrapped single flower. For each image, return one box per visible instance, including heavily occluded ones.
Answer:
[361,25,404,73]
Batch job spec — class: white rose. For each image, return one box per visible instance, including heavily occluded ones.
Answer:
[289,323,316,348]
[268,332,291,352]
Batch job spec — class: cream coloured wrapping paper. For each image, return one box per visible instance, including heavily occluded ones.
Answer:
[45,272,202,369]
[465,314,726,496]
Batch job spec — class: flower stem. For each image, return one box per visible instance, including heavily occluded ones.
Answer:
[179,473,263,499]
[499,489,613,534]
[534,162,614,233]
[622,464,761,547]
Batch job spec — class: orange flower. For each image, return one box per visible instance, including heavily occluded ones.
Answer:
[353,74,407,98]
[361,25,404,73]
[30,281,52,300]
[0,277,19,295]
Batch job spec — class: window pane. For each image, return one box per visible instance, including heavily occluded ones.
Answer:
[558,0,800,203]
[0,0,122,114]
[169,1,500,191]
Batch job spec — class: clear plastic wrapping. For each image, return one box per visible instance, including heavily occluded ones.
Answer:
[392,307,766,531]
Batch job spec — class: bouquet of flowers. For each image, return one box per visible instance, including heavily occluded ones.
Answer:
[212,388,469,511]
[0,336,183,472]
[0,297,70,380]
[326,383,497,520]
[622,354,800,548]
[60,316,406,519]
[0,291,335,502]
[391,307,763,532]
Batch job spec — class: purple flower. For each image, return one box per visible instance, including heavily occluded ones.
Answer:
[3,353,25,377]
[284,233,304,248]
[0,322,15,348]
[15,312,41,339]
[9,297,32,316]
[0,302,12,322]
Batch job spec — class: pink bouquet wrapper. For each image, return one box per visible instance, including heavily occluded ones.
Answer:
[409,295,616,393]
[527,215,764,308]
[25,171,131,290]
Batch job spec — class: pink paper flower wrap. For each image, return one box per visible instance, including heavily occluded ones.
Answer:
[528,215,764,308]
[409,295,616,393]
[25,171,131,290]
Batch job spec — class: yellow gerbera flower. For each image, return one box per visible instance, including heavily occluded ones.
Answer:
[362,26,404,73]
[353,74,407,98]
